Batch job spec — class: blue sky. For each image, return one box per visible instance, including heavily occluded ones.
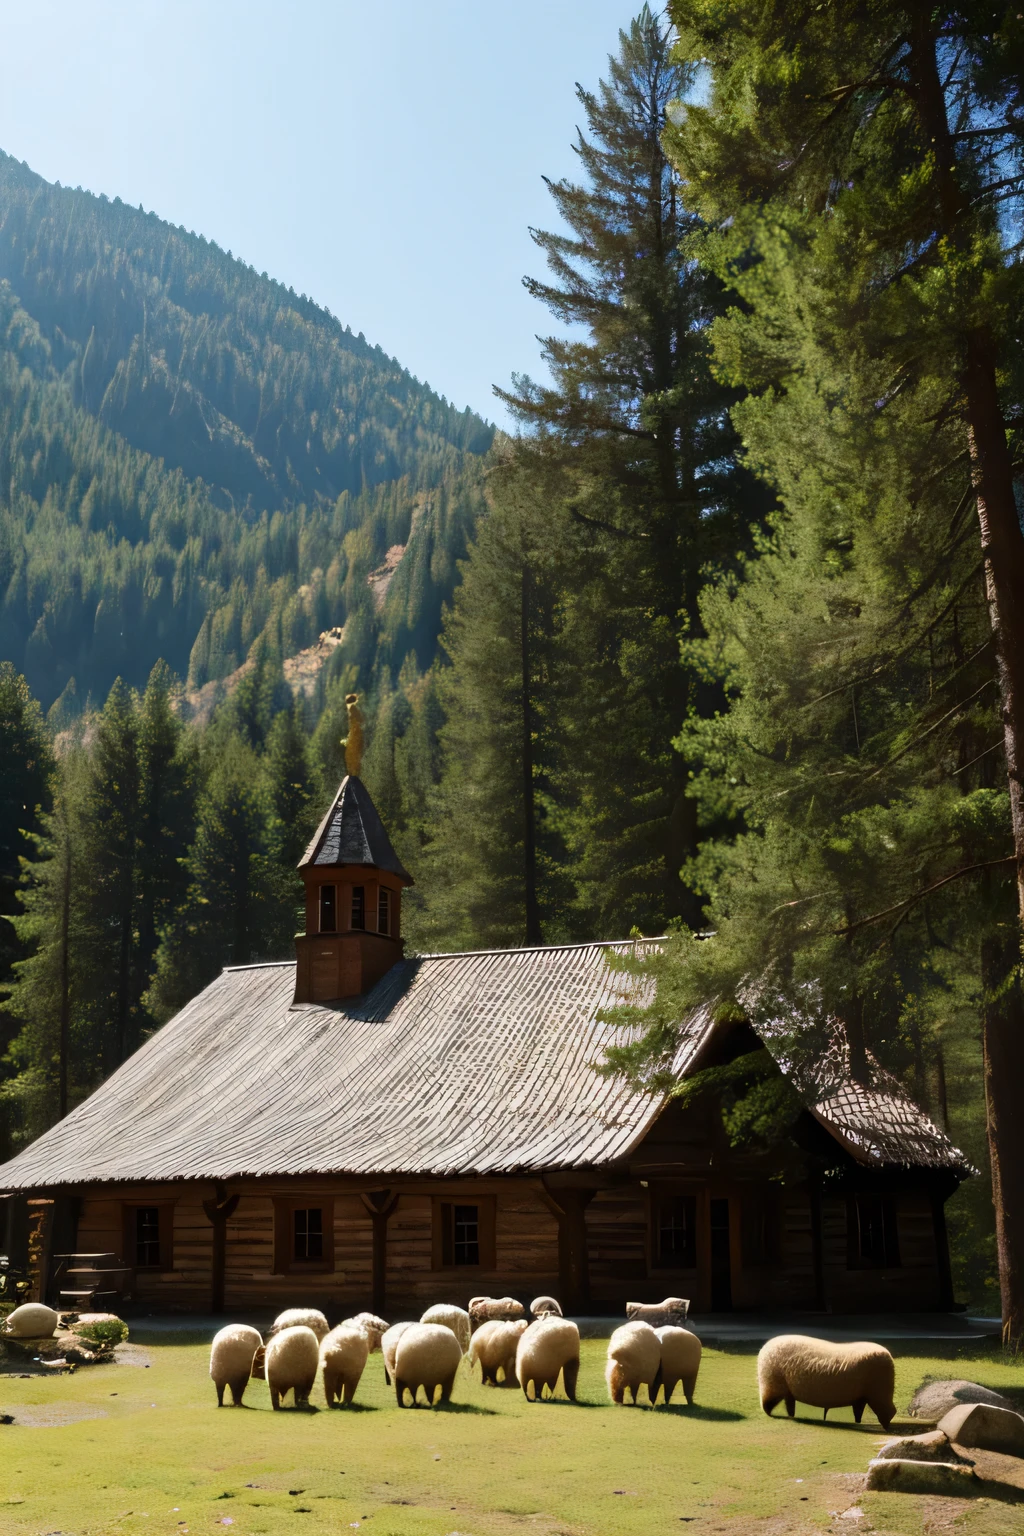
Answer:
[0,0,640,425]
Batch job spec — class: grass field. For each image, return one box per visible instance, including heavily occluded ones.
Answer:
[2,1335,1024,1536]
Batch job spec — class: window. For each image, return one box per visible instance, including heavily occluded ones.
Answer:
[655,1195,697,1267]
[742,1190,778,1267]
[848,1194,900,1269]
[319,885,337,933]
[136,1206,161,1268]
[378,886,391,936]
[351,885,365,930]
[294,1207,324,1261]
[433,1197,496,1269]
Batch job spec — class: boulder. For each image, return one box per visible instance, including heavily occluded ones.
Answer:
[938,1401,1024,1458]
[3,1303,59,1339]
[866,1459,977,1495]
[874,1430,973,1465]
[908,1378,1013,1419]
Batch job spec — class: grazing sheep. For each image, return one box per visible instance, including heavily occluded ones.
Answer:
[265,1324,321,1410]
[530,1296,563,1318]
[420,1303,471,1355]
[470,1318,528,1386]
[606,1321,662,1406]
[516,1317,580,1402]
[757,1335,896,1428]
[209,1323,262,1407]
[341,1312,389,1352]
[268,1307,329,1342]
[656,1325,702,1405]
[468,1295,526,1327]
[381,1321,414,1385]
[3,1302,59,1338]
[320,1324,369,1407]
[626,1297,689,1328]
[393,1322,463,1407]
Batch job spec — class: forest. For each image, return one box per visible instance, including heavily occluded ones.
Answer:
[1,2,1023,1338]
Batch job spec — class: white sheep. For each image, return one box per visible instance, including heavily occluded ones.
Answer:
[381,1321,414,1385]
[606,1320,662,1406]
[757,1335,896,1427]
[469,1295,526,1327]
[341,1312,389,1352]
[516,1316,580,1402]
[320,1324,369,1407]
[209,1323,263,1407]
[268,1306,329,1342]
[420,1303,471,1355]
[3,1302,59,1338]
[530,1296,563,1318]
[393,1321,463,1407]
[626,1296,689,1328]
[656,1325,702,1405]
[470,1318,528,1386]
[265,1324,321,1410]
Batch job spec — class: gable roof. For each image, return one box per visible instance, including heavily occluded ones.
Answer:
[299,774,412,881]
[0,941,968,1191]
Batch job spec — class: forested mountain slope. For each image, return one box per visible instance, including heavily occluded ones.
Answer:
[0,151,491,710]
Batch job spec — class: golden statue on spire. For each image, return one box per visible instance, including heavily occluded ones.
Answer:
[342,692,364,777]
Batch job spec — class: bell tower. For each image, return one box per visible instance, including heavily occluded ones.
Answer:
[293,695,413,1004]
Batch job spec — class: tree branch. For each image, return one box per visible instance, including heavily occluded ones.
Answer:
[834,856,1016,936]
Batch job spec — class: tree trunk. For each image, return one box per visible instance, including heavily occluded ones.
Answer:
[909,14,1024,1352]
[980,934,1024,1348]
[521,561,542,945]
[57,822,71,1120]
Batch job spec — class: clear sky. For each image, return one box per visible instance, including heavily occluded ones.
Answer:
[0,0,639,426]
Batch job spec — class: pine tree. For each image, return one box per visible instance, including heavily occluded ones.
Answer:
[494,5,759,933]
[137,662,195,983]
[626,0,1024,1339]
[0,663,53,993]
[264,704,317,869]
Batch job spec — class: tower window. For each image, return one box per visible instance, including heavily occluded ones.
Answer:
[294,1207,324,1261]
[319,885,336,933]
[378,887,391,935]
[351,886,365,929]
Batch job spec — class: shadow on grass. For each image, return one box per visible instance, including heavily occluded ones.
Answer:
[396,1400,499,1414]
[519,1396,604,1409]
[976,1479,1024,1506]
[659,1403,746,1421]
[327,1401,377,1412]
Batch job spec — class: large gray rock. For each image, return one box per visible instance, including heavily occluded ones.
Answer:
[874,1430,973,1465]
[866,1459,977,1495]
[939,1401,1024,1457]
[908,1377,1013,1419]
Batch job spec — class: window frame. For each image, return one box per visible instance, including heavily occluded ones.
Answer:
[431,1196,496,1271]
[846,1193,901,1270]
[741,1187,780,1269]
[351,885,366,930]
[652,1192,699,1270]
[273,1196,334,1274]
[121,1200,174,1273]
[378,886,391,936]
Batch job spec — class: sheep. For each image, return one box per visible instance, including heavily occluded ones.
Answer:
[470,1318,528,1386]
[757,1335,896,1428]
[265,1324,321,1410]
[606,1320,662,1406]
[381,1321,414,1385]
[3,1302,59,1338]
[420,1302,471,1355]
[341,1312,389,1352]
[530,1296,563,1318]
[469,1295,526,1327]
[268,1306,329,1342]
[656,1325,702,1405]
[320,1324,369,1407]
[393,1321,463,1407]
[209,1323,263,1407]
[516,1316,580,1402]
[626,1297,689,1328]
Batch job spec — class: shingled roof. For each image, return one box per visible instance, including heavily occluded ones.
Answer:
[0,942,967,1191]
[299,774,413,880]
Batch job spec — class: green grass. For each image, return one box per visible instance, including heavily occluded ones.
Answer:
[1,1336,1023,1535]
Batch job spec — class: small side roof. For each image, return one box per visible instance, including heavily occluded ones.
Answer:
[299,774,413,882]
